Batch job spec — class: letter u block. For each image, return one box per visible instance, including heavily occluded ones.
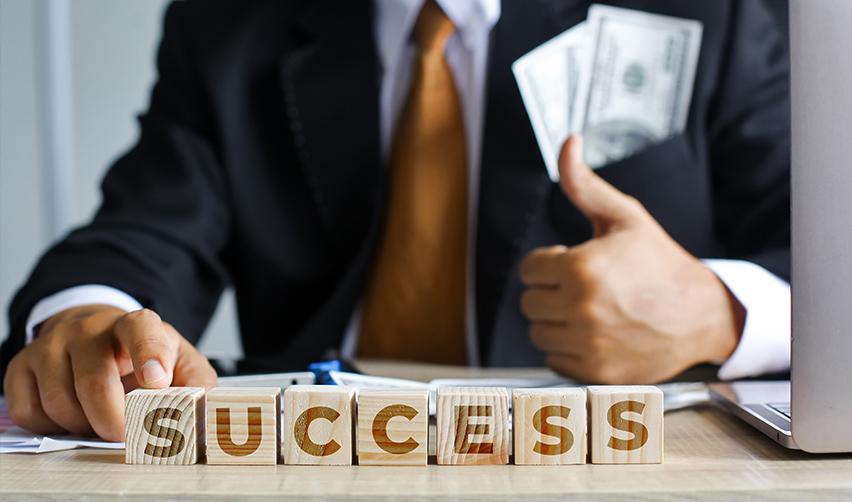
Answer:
[125,387,206,465]
[282,385,355,465]
[588,386,664,464]
[436,387,510,465]
[512,388,587,465]
[206,387,280,465]
[356,389,429,465]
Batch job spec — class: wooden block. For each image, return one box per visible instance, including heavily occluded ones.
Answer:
[282,385,355,465]
[125,387,205,465]
[587,386,663,464]
[436,387,510,465]
[356,389,429,465]
[512,388,587,465]
[206,387,280,465]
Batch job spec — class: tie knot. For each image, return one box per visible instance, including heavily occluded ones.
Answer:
[414,0,455,53]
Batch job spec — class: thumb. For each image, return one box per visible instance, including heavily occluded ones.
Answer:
[114,309,179,389]
[558,135,643,233]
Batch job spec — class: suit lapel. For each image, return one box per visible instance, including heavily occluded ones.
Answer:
[476,0,587,362]
[280,0,382,253]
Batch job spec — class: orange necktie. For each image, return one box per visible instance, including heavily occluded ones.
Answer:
[358,0,468,365]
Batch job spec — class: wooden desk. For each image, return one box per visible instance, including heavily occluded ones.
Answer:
[3,362,852,500]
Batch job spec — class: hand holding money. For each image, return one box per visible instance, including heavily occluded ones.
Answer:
[514,5,703,180]
[518,136,743,384]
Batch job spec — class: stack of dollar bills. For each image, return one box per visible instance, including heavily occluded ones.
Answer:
[513,4,704,181]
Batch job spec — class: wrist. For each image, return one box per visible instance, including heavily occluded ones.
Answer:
[699,269,745,365]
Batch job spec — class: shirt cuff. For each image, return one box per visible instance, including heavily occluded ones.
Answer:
[702,259,791,380]
[25,285,144,344]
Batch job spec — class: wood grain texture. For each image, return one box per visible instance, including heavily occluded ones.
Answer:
[436,387,509,465]
[206,387,280,465]
[512,388,587,465]
[356,389,429,465]
[588,385,663,464]
[282,385,355,465]
[7,362,852,499]
[124,387,205,465]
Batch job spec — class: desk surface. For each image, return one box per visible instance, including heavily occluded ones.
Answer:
[2,361,852,500]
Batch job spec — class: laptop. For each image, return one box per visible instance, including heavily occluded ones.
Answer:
[709,0,852,453]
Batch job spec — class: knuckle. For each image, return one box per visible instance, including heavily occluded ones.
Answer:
[576,300,603,325]
[73,314,110,336]
[624,195,645,213]
[564,253,594,283]
[585,333,609,355]
[7,401,36,426]
[6,351,29,375]
[117,308,161,330]
[41,387,79,417]
[75,374,112,398]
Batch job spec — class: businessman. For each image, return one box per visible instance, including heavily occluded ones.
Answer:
[2,0,790,440]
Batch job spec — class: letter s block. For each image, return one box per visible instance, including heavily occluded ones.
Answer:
[512,388,587,465]
[357,389,429,465]
[282,385,355,465]
[125,387,206,465]
[588,386,663,464]
[436,387,510,465]
[206,387,280,465]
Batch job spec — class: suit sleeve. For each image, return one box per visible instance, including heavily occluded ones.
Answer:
[707,0,791,280]
[1,2,230,378]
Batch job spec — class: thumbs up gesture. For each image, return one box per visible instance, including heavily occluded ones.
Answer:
[520,136,744,384]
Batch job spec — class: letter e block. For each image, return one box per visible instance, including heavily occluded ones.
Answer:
[588,386,663,464]
[125,387,206,465]
[436,387,510,465]
[282,385,355,465]
[206,387,280,465]
[357,389,429,465]
[512,388,587,465]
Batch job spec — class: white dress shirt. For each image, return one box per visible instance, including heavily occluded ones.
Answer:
[26,0,791,380]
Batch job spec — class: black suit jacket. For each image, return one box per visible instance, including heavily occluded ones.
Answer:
[1,0,790,376]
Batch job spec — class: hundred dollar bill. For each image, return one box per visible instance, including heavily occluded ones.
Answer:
[577,5,703,169]
[513,22,589,182]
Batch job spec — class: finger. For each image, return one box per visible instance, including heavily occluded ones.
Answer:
[31,346,92,435]
[169,326,217,389]
[558,135,643,232]
[528,323,583,355]
[69,334,128,441]
[3,357,64,435]
[520,246,567,287]
[114,309,178,389]
[520,289,570,323]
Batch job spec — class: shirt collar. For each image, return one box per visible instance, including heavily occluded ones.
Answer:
[374,0,501,70]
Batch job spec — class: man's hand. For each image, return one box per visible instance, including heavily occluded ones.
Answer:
[520,136,744,384]
[3,306,217,441]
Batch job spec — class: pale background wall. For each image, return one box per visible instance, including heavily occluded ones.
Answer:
[0,0,241,359]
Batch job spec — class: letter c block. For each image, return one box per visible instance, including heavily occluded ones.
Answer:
[206,387,280,465]
[125,387,205,465]
[357,389,429,465]
[588,386,664,464]
[282,385,355,465]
